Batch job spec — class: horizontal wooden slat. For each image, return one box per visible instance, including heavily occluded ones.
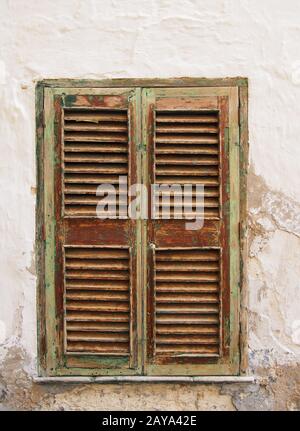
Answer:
[156,176,219,185]
[156,303,219,314]
[64,122,127,132]
[156,272,219,282]
[156,261,219,271]
[156,166,218,176]
[154,212,219,219]
[64,153,127,163]
[66,291,129,301]
[204,198,219,208]
[156,314,219,324]
[156,200,218,208]
[67,322,129,332]
[66,269,129,280]
[65,248,128,259]
[156,293,219,303]
[156,113,218,123]
[67,342,129,354]
[64,174,124,184]
[156,324,219,335]
[156,345,219,354]
[66,311,129,322]
[64,206,97,216]
[64,110,127,122]
[156,335,219,344]
[64,207,128,217]
[156,250,219,261]
[65,185,127,195]
[155,155,218,165]
[64,132,128,142]
[65,195,127,205]
[67,332,129,342]
[154,208,217,217]
[155,189,219,198]
[64,143,128,153]
[65,259,129,270]
[64,163,127,174]
[66,280,129,291]
[156,135,218,144]
[156,282,219,293]
[156,125,218,134]
[66,301,129,312]
[155,144,219,155]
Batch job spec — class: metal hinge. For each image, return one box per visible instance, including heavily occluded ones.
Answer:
[148,242,155,250]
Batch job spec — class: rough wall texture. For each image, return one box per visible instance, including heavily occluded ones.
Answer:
[0,0,300,411]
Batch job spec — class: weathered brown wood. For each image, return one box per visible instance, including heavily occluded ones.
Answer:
[64,110,127,122]
[154,220,220,247]
[59,89,138,366]
[64,143,128,153]
[143,87,242,376]
[40,87,141,376]
[37,79,247,377]
[156,113,219,124]
[39,77,248,89]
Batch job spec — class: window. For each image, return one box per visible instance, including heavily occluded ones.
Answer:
[36,78,248,377]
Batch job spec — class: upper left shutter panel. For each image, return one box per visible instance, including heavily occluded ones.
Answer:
[63,100,130,217]
[42,87,141,376]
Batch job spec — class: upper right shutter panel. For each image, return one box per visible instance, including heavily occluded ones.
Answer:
[143,87,240,376]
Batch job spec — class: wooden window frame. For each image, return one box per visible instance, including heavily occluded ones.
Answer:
[36,78,248,377]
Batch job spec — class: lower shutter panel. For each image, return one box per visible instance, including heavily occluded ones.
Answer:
[65,246,130,356]
[155,248,220,357]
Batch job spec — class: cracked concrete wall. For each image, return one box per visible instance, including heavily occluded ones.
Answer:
[0,0,300,411]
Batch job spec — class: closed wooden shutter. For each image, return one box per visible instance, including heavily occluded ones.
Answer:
[42,88,142,375]
[142,87,240,375]
[38,80,244,377]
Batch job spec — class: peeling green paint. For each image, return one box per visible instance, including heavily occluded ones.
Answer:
[37,79,248,377]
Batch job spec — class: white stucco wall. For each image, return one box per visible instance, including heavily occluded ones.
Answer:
[0,0,300,410]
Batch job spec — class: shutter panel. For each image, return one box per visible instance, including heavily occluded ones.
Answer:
[63,107,129,217]
[143,87,240,375]
[43,88,141,375]
[65,246,130,355]
[155,248,220,356]
[155,110,219,218]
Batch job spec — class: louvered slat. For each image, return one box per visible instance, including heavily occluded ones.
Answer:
[63,108,129,217]
[155,248,220,357]
[154,110,220,219]
[65,246,130,356]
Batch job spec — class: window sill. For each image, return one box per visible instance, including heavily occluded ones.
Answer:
[33,375,256,384]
